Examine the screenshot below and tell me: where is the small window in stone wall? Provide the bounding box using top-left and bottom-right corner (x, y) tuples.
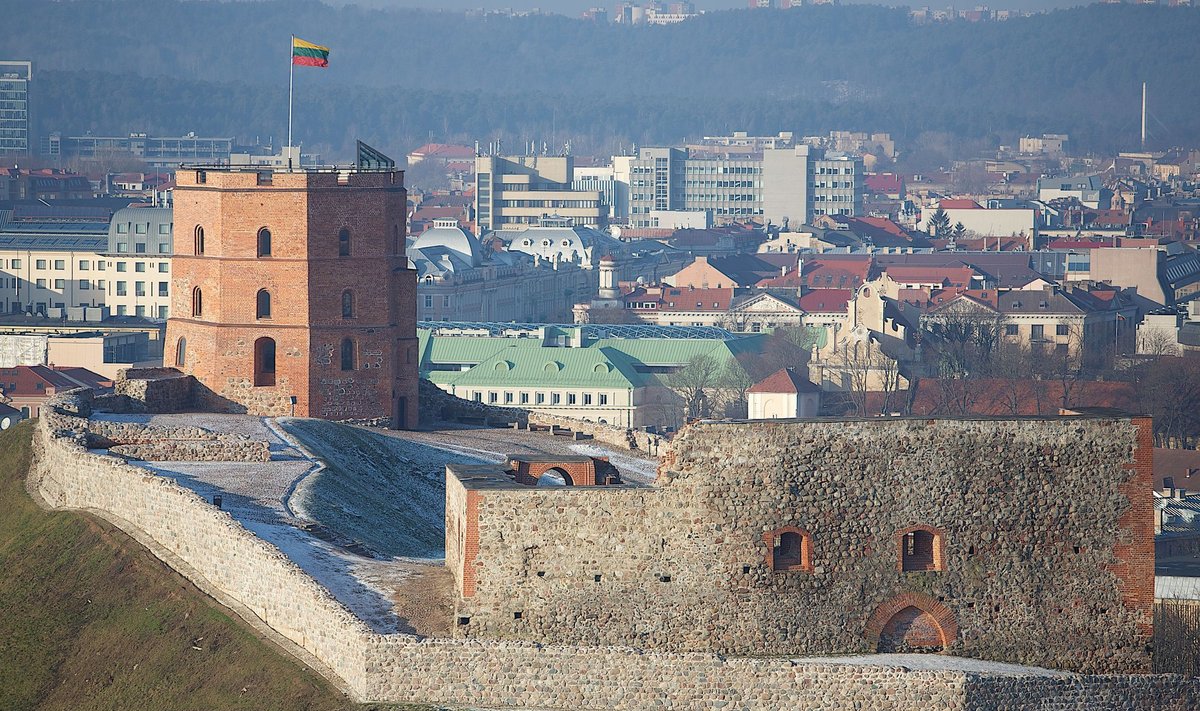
(765, 527), (812, 573)
(900, 527), (943, 572)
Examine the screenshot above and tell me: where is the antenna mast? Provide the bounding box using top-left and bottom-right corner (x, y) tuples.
(1141, 82), (1147, 150)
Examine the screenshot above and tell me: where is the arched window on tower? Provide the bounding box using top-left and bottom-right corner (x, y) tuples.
(342, 289), (355, 319)
(392, 225), (400, 254)
(194, 225), (205, 255)
(192, 287), (203, 317)
(340, 337), (355, 371)
(175, 337), (186, 367)
(257, 227), (272, 257)
(254, 337), (276, 387)
(256, 289), (271, 319)
(338, 228), (351, 257)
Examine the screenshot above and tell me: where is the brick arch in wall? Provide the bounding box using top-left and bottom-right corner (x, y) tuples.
(864, 592), (958, 653)
(510, 460), (599, 487)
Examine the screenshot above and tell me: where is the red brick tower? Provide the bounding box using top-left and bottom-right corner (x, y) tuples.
(165, 167), (419, 427)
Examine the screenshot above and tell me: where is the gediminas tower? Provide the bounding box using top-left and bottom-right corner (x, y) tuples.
(165, 165), (419, 427)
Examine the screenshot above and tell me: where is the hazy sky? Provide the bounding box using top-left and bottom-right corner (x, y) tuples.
(345, 0), (1091, 13)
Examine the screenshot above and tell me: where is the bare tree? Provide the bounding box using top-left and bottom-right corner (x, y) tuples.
(666, 354), (723, 421)
(714, 358), (755, 419)
(1139, 327), (1182, 357)
(1136, 357), (1200, 448)
(830, 337), (901, 416)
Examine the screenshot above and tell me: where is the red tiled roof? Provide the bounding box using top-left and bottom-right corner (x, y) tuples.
(625, 286), (735, 312)
(865, 173), (904, 195)
(938, 199), (983, 209)
(407, 143), (475, 160)
(0, 365), (111, 398)
(748, 367), (820, 395)
(797, 289), (852, 313)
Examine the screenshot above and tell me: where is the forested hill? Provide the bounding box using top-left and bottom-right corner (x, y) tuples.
(8, 0), (1200, 159)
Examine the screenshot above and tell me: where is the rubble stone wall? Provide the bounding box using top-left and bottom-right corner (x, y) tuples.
(32, 391), (1195, 709)
(114, 368), (196, 413)
(453, 417), (1155, 674)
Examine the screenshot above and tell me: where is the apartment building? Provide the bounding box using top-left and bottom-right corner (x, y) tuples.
(0, 61), (33, 157)
(0, 204), (173, 320)
(64, 132), (235, 169)
(475, 155), (607, 232)
(104, 207), (173, 319)
(628, 146), (863, 229)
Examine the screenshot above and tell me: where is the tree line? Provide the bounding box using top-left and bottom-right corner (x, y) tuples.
(11, 1), (1200, 159)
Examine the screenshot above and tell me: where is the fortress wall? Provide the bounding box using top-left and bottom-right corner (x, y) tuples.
(31, 394), (374, 694)
(30, 391), (1200, 709)
(454, 417), (1156, 674)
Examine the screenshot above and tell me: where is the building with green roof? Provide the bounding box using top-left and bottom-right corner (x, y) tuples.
(419, 321), (766, 428)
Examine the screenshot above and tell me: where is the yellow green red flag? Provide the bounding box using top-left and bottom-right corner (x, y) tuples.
(292, 37), (329, 67)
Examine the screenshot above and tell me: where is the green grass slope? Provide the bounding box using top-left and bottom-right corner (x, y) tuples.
(0, 422), (416, 711)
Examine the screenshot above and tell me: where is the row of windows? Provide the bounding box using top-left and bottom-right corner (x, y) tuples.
(21, 278), (170, 295)
(191, 287), (358, 320)
(193, 225), (402, 257)
(7, 259), (168, 273)
(470, 391), (610, 407)
(8, 301), (168, 319)
(114, 222), (171, 235)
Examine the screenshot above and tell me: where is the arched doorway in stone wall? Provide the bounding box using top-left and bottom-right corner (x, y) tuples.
(865, 593), (958, 654)
(536, 467), (574, 487)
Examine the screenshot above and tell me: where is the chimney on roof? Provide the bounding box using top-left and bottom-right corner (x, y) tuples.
(1164, 477), (1176, 498)
(1178, 487), (1189, 501)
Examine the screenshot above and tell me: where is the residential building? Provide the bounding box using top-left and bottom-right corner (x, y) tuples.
(105, 207), (173, 320)
(64, 132), (236, 169)
(0, 364), (110, 418)
(667, 254), (798, 289)
(1019, 134), (1070, 157)
(0, 204), (111, 315)
(475, 155), (606, 232)
(922, 199), (1039, 247)
(747, 367), (821, 419)
(0, 330), (152, 379)
(0, 61), (33, 157)
(1037, 175), (1112, 209)
(627, 145), (863, 228)
(4, 168), (92, 200)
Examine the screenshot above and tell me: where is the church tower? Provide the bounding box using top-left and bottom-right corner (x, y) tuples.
(165, 166), (419, 427)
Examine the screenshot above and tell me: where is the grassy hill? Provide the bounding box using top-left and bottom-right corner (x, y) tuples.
(0, 422), (419, 711)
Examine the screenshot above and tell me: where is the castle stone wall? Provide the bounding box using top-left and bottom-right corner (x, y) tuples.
(453, 417), (1155, 674)
(31, 392), (1196, 709)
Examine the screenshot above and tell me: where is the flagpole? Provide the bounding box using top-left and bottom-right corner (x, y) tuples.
(287, 34), (294, 169)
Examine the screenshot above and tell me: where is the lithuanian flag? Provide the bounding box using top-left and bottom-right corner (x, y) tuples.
(292, 37), (330, 67)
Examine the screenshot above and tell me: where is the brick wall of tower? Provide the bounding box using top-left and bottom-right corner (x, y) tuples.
(166, 169), (418, 423)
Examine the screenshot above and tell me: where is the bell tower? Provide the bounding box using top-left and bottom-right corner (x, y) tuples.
(165, 166), (419, 427)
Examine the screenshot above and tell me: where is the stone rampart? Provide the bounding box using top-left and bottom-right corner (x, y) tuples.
(30, 391), (1200, 709)
(451, 417), (1155, 674)
(31, 391), (373, 692)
